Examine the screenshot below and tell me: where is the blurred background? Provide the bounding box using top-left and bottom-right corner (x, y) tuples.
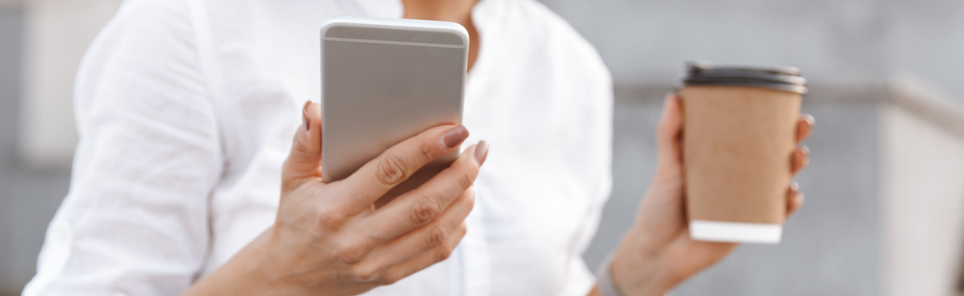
(1, 0), (964, 295)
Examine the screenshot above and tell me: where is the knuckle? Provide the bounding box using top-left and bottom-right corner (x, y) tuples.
(434, 245), (454, 262)
(375, 154), (407, 186)
(334, 240), (367, 263)
(450, 191), (475, 218)
(455, 168), (476, 190)
(351, 264), (382, 283)
(379, 271), (402, 285)
(426, 225), (448, 249)
(291, 132), (311, 155)
(410, 197), (441, 225)
(315, 208), (348, 231)
(279, 175), (304, 199)
(419, 139), (440, 161)
(280, 179), (299, 196)
(463, 191), (476, 208)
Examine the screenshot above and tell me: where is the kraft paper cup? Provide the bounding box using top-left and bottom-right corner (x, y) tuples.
(679, 61), (807, 244)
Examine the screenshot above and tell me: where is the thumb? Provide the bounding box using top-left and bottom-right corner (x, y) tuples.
(656, 93), (683, 171)
(282, 100), (323, 189)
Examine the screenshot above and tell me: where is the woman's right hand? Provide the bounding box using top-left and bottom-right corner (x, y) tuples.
(182, 101), (488, 296)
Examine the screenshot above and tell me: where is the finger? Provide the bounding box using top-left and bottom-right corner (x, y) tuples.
(796, 114), (814, 144)
(656, 93), (684, 169)
(791, 145), (810, 175)
(377, 220), (467, 285)
(359, 143), (484, 240)
(352, 190), (474, 279)
(281, 101), (323, 192)
(786, 182), (805, 216)
(338, 125), (470, 209)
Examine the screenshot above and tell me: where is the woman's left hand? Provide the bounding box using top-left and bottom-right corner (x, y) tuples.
(606, 93), (814, 295)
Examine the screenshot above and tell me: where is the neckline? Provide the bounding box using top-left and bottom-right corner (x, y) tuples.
(337, 0), (404, 18)
(467, 0), (498, 79)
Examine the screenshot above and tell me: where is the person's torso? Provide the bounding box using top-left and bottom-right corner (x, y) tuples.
(194, 0), (613, 295)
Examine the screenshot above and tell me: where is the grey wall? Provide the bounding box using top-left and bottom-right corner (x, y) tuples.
(541, 0), (964, 100)
(0, 8), (71, 295)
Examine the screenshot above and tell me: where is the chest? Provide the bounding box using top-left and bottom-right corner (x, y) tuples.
(201, 6), (604, 272)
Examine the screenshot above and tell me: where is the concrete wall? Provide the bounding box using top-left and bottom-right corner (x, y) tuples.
(0, 7), (72, 295)
(20, 0), (122, 167)
(541, 0), (964, 101)
(0, 3), (117, 292)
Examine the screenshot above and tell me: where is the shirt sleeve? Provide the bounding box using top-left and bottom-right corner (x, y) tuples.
(558, 22), (616, 296)
(23, 0), (222, 295)
(571, 68), (614, 259)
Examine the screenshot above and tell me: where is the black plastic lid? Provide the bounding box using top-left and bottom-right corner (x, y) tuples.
(680, 61), (808, 95)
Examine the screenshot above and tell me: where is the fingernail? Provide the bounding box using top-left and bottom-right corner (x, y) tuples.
(804, 114), (815, 126)
(302, 101), (312, 132)
(442, 125), (469, 148)
(474, 140), (489, 165)
(801, 145), (810, 156)
(791, 182), (800, 192)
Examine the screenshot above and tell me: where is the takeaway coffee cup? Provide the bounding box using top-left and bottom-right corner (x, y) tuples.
(678, 61), (807, 244)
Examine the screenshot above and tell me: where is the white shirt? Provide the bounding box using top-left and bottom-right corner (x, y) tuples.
(25, 0), (613, 295)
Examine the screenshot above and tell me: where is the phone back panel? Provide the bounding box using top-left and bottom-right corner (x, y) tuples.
(321, 17), (468, 182)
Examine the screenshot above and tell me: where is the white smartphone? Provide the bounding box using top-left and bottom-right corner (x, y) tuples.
(320, 16), (469, 183)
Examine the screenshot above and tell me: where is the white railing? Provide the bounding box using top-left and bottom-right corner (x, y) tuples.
(881, 76), (964, 296)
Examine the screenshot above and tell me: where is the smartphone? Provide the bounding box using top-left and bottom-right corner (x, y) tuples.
(320, 16), (469, 183)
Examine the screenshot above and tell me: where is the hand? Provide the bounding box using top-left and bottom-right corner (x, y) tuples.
(607, 94), (813, 295)
(182, 101), (489, 296)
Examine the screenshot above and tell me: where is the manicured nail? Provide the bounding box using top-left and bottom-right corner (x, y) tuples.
(801, 145), (810, 156)
(804, 114), (815, 126)
(302, 101), (312, 132)
(475, 140), (489, 165)
(790, 182), (800, 192)
(442, 125), (469, 148)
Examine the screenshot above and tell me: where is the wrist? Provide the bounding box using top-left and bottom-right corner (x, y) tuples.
(610, 231), (677, 296)
(183, 228), (278, 296)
